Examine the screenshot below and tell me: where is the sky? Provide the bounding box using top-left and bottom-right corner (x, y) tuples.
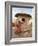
(12, 7), (32, 21)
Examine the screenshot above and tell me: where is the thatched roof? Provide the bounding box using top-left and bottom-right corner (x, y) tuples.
(15, 13), (31, 17)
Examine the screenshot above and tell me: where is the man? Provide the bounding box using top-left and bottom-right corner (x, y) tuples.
(15, 21), (22, 33)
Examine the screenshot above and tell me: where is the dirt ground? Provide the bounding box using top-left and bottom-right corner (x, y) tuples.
(12, 24), (32, 38)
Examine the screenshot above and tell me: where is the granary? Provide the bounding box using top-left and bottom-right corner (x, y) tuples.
(15, 13), (32, 32)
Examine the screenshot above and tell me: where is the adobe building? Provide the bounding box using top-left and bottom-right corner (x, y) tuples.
(15, 13), (32, 32)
